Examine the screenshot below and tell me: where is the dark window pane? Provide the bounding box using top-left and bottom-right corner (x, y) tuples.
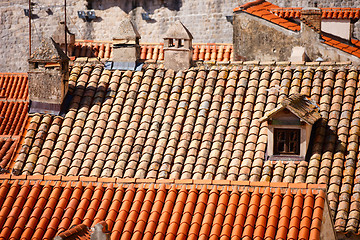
(274, 128), (300, 155)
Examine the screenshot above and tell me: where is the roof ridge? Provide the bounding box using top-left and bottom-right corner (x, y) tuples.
(239, 0), (266, 10)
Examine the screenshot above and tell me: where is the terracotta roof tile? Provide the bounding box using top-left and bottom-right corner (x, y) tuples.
(234, 0), (301, 31)
(0, 179), (328, 240)
(72, 41), (234, 62)
(271, 7), (360, 21)
(0, 73), (29, 172)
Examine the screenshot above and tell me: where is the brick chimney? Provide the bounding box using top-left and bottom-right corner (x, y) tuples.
(163, 21), (193, 71)
(28, 38), (69, 115)
(301, 7), (322, 32)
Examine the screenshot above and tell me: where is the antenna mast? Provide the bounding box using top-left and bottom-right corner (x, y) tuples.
(28, 0), (32, 57)
(64, 0), (67, 55)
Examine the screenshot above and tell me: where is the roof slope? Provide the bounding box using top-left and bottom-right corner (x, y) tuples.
(9, 63), (360, 233)
(0, 177), (327, 240)
(0, 73), (29, 172)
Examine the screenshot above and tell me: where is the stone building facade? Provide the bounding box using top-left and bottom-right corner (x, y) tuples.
(1, 0), (360, 72)
(233, 8), (360, 63)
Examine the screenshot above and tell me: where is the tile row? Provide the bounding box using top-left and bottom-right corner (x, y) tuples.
(0, 138), (18, 173)
(0, 179), (327, 240)
(0, 73), (28, 100)
(71, 41), (234, 62)
(271, 7), (360, 20)
(0, 101), (28, 136)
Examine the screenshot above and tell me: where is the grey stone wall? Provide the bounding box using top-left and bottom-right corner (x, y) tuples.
(1, 0), (360, 72)
(233, 11), (360, 63)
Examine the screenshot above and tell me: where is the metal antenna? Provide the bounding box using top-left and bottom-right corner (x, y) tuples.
(28, 0), (32, 57)
(64, 0), (67, 56)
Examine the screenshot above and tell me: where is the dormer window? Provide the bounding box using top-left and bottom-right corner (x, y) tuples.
(260, 94), (321, 161)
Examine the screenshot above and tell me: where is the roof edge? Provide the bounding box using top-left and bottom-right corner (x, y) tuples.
(234, 0), (266, 12)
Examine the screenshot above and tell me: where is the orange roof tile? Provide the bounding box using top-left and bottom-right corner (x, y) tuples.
(233, 0), (301, 31)
(0, 179), (328, 240)
(270, 7), (360, 20)
(321, 35), (360, 58)
(0, 73), (29, 173)
(71, 41), (234, 62)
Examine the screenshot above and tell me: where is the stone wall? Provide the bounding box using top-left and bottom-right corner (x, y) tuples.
(233, 11), (360, 63)
(1, 0), (360, 72)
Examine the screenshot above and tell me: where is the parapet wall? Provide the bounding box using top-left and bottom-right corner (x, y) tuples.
(1, 0), (359, 72)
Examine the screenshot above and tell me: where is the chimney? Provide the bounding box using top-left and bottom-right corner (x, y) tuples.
(28, 38), (69, 115)
(90, 221), (110, 240)
(111, 19), (141, 70)
(52, 21), (75, 56)
(300, 7), (322, 32)
(163, 21), (193, 71)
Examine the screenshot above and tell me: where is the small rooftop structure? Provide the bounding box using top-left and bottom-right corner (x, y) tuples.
(29, 38), (69, 63)
(163, 21), (193, 71)
(28, 38), (69, 115)
(260, 94), (321, 161)
(163, 21), (193, 42)
(113, 18), (141, 44)
(110, 19), (141, 70)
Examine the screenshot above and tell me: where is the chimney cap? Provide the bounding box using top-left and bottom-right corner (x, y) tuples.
(164, 20), (193, 40)
(29, 37), (69, 62)
(52, 22), (74, 44)
(113, 18), (141, 41)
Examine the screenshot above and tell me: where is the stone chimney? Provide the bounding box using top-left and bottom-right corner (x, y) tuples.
(301, 7), (322, 32)
(52, 21), (75, 56)
(111, 18), (141, 70)
(163, 21), (193, 71)
(28, 38), (69, 115)
(90, 221), (110, 240)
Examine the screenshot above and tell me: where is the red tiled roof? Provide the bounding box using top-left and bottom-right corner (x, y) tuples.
(233, 0), (301, 31)
(0, 101), (28, 136)
(71, 41), (234, 62)
(0, 177), (327, 240)
(322, 35), (360, 58)
(0, 73), (28, 100)
(270, 7), (360, 20)
(9, 64), (360, 233)
(0, 73), (29, 172)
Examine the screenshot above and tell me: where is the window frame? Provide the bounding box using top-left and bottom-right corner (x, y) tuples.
(274, 128), (301, 155)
